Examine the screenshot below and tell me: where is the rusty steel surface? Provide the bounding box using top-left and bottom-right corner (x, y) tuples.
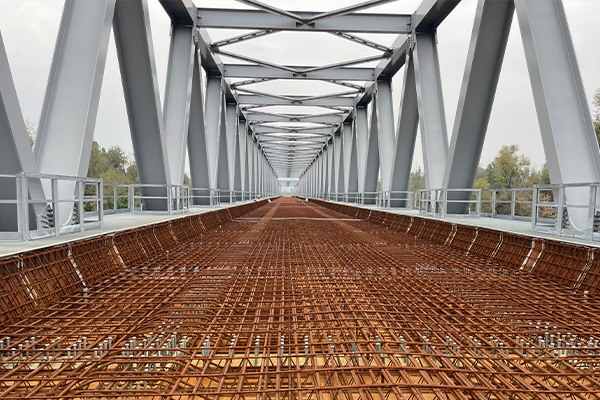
(1, 197), (600, 399)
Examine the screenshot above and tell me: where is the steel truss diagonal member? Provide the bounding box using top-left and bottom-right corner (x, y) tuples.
(113, 0), (170, 211)
(35, 0), (117, 224)
(188, 47), (211, 205)
(442, 0), (513, 214)
(515, 0), (600, 230)
(364, 96), (380, 204)
(0, 30), (46, 231)
(414, 32), (448, 190)
(205, 76), (225, 191)
(163, 24), (194, 186)
(355, 106), (369, 195)
(390, 54), (419, 207)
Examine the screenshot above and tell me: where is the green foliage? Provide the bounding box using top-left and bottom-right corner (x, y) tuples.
(87, 141), (138, 211)
(408, 167), (426, 191)
(484, 145), (531, 189)
(473, 177), (490, 190)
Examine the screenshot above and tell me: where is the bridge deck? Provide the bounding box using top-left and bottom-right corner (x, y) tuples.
(0, 197), (599, 399)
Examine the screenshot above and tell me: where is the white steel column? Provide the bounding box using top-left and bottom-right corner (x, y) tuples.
(342, 122), (352, 195)
(113, 0), (169, 209)
(355, 106), (369, 194)
(163, 25), (194, 185)
(205, 76), (225, 190)
(216, 95), (230, 202)
(348, 121), (359, 201)
(375, 80), (396, 193)
(333, 134), (343, 199)
(414, 32), (449, 189)
(238, 119), (247, 199)
(364, 97), (380, 204)
(188, 48), (210, 205)
(225, 103), (238, 202)
(390, 55), (419, 203)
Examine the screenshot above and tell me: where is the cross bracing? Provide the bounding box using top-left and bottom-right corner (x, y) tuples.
(0, 0), (599, 230)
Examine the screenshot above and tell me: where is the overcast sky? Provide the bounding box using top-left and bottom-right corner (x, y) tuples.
(0, 0), (599, 177)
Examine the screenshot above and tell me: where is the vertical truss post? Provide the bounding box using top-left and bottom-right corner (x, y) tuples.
(163, 24), (194, 186)
(322, 145), (329, 196)
(205, 76), (225, 191)
(225, 103), (239, 201)
(327, 143), (334, 198)
(443, 0), (514, 213)
(188, 48), (210, 205)
(238, 119), (247, 200)
(246, 132), (253, 199)
(515, 0), (600, 230)
(0, 31), (45, 231)
(253, 141), (259, 198)
(376, 80), (396, 193)
(233, 119), (243, 201)
(342, 121), (353, 198)
(390, 54), (419, 207)
(364, 96), (380, 204)
(348, 120), (359, 202)
(113, 0), (169, 211)
(334, 133), (343, 201)
(355, 106), (369, 195)
(35, 0), (117, 224)
(414, 31), (449, 190)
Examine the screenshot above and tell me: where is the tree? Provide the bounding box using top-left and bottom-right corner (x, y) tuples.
(408, 167), (426, 192)
(486, 145), (531, 189)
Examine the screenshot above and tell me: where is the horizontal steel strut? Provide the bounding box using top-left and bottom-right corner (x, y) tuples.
(1, 197), (600, 399)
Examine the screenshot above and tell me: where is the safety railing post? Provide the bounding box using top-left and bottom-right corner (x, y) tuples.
(531, 186), (539, 232)
(129, 185), (134, 214)
(476, 190), (481, 217)
(77, 180), (84, 232)
(113, 184), (117, 212)
(511, 190), (516, 219)
(98, 181), (104, 227)
(587, 184), (596, 240)
(16, 173), (29, 242)
(52, 178), (60, 237)
(556, 186), (565, 236)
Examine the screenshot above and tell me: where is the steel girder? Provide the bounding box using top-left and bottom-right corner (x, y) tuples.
(198, 8), (411, 34)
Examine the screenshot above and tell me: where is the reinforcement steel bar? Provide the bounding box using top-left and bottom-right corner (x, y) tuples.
(1, 198), (600, 399)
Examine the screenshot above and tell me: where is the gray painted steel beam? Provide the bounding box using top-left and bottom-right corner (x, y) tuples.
(114, 0), (169, 210)
(188, 48), (211, 205)
(515, 0), (600, 229)
(35, 0), (117, 223)
(414, 32), (448, 189)
(355, 106), (369, 194)
(226, 103), (238, 192)
(390, 54), (419, 200)
(246, 114), (344, 124)
(348, 122), (359, 195)
(239, 119), (248, 193)
(342, 122), (353, 194)
(364, 97), (380, 204)
(443, 0), (513, 213)
(205, 76), (224, 189)
(198, 8), (411, 34)
(163, 25), (194, 186)
(224, 64), (374, 81)
(375, 80), (396, 193)
(238, 94), (355, 107)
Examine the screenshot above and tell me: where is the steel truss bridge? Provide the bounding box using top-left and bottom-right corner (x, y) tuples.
(0, 0), (599, 232)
